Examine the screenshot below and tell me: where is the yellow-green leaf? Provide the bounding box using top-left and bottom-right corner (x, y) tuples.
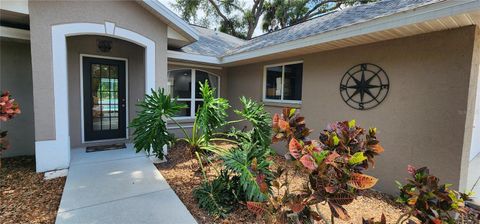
(349, 152), (367, 165)
(333, 135), (340, 146)
(289, 108), (296, 117)
(348, 120), (356, 128)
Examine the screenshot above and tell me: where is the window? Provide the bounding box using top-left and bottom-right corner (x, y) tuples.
(264, 61), (303, 103)
(168, 69), (220, 118)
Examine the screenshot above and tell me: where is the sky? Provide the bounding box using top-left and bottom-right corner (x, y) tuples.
(158, 0), (265, 37)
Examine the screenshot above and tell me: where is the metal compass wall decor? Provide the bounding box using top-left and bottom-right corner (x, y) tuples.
(340, 63), (389, 110)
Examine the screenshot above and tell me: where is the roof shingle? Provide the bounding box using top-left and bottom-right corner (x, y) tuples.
(180, 0), (446, 57)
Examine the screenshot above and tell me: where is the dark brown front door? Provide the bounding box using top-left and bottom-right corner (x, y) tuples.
(83, 57), (126, 141)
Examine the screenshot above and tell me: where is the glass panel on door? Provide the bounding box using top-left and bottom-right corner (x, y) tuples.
(91, 64), (120, 131)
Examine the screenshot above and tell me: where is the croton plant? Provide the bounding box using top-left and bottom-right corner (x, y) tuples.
(0, 91), (21, 153)
(247, 108), (384, 223)
(396, 166), (472, 224)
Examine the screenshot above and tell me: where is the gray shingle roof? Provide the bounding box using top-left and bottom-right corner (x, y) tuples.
(180, 26), (246, 57)
(180, 0), (445, 57)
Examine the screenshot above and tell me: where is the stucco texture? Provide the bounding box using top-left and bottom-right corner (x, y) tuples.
(0, 39), (35, 157)
(226, 26), (477, 195)
(28, 1), (168, 141)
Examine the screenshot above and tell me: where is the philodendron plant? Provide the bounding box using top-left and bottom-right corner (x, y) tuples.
(130, 88), (185, 159)
(247, 108), (384, 224)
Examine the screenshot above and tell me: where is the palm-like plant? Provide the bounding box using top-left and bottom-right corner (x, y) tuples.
(130, 88), (186, 159)
(172, 81), (231, 155)
(233, 97), (272, 149)
(216, 137), (274, 202)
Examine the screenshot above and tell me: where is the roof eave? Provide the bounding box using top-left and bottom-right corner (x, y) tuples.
(219, 0), (480, 65)
(140, 0), (199, 43)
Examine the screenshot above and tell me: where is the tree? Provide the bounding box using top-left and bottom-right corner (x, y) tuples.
(172, 0), (375, 40)
(172, 0), (265, 39)
(262, 0), (376, 32)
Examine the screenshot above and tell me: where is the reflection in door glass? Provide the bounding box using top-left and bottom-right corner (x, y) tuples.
(91, 64), (120, 131)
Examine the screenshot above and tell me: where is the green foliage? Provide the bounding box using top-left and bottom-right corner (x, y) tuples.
(130, 88), (186, 159)
(196, 81), (230, 141)
(173, 0), (376, 39)
(172, 0), (253, 39)
(174, 81), (230, 155)
(193, 170), (240, 218)
(251, 108), (384, 223)
(219, 139), (273, 202)
(262, 0), (377, 32)
(396, 166), (472, 223)
(234, 97), (272, 148)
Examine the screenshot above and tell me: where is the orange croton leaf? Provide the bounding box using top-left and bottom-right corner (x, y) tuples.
(324, 185), (337, 193)
(278, 119), (290, 132)
(288, 138), (302, 159)
(251, 158), (258, 171)
(328, 192), (355, 205)
(272, 113), (280, 129)
(347, 173), (378, 190)
(288, 201), (306, 213)
(246, 201), (266, 216)
(369, 144), (384, 154)
(325, 151), (340, 164)
(328, 202), (351, 221)
(299, 154), (317, 171)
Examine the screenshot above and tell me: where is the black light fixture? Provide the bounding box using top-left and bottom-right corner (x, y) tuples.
(97, 39), (112, 53)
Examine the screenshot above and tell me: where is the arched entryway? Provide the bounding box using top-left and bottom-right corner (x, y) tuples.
(35, 22), (156, 172)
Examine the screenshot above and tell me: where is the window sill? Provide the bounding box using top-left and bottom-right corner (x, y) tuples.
(262, 101), (302, 108)
(168, 117), (195, 124)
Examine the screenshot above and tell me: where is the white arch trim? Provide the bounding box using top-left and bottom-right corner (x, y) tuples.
(35, 22), (156, 172)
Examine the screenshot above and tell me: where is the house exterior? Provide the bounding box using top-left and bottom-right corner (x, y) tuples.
(1, 0), (479, 196)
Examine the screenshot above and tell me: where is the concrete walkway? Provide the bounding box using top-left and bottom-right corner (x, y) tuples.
(56, 144), (197, 224)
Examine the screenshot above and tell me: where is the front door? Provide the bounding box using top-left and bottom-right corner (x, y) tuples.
(83, 57), (126, 141)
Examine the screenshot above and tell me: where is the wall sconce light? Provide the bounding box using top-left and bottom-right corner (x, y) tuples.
(97, 40), (112, 53)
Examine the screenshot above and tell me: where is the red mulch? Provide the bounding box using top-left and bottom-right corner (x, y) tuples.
(1, 156), (66, 224)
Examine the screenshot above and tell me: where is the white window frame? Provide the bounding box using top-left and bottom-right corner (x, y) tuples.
(263, 60), (303, 104)
(168, 68), (221, 120)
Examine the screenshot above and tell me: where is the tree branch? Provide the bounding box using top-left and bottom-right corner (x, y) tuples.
(208, 0), (229, 21)
(208, 0), (237, 36)
(299, 0), (341, 22)
(246, 0), (265, 39)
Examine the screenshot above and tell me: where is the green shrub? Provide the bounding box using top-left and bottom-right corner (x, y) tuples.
(129, 88), (185, 159)
(233, 97), (272, 148)
(193, 170), (240, 218)
(173, 81), (230, 156)
(247, 108), (384, 224)
(219, 139), (273, 202)
(396, 166), (472, 223)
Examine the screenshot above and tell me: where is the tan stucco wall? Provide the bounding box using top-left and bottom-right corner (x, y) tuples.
(67, 35), (145, 148)
(28, 1), (168, 141)
(226, 26), (477, 195)
(0, 39), (35, 157)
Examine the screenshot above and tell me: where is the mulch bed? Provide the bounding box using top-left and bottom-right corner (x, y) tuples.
(1, 156), (66, 224)
(157, 142), (480, 224)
